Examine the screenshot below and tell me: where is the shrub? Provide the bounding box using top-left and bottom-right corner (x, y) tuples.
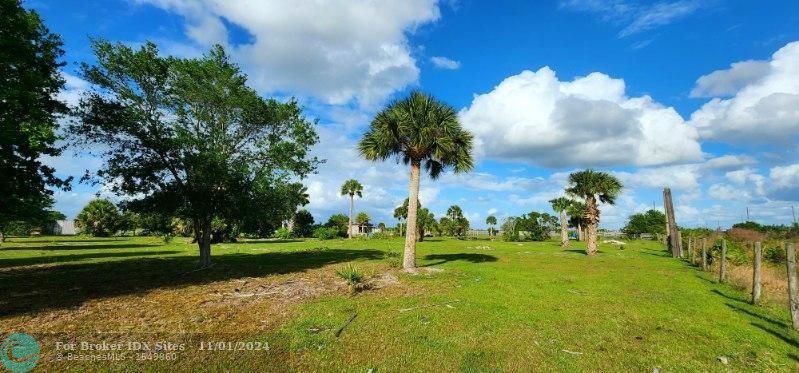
(75, 199), (122, 237)
(335, 264), (365, 294)
(162, 233), (174, 244)
(763, 243), (787, 264)
(313, 227), (340, 240)
(370, 231), (391, 240)
(384, 251), (401, 268)
(273, 227), (293, 239)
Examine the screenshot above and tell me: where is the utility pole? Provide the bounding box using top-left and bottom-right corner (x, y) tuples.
(793, 205), (797, 225)
(746, 206), (750, 222)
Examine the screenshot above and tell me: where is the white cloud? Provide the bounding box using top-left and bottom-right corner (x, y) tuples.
(702, 154), (757, 170)
(430, 56), (460, 70)
(615, 165), (701, 192)
(459, 67), (702, 167)
(768, 163), (799, 201)
(690, 60), (771, 98)
(134, 0), (441, 107)
(689, 41), (799, 143)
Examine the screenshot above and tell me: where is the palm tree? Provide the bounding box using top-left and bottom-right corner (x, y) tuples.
(567, 201), (587, 242)
(565, 170), (623, 255)
(549, 197), (573, 248)
(359, 91), (474, 270)
(340, 179), (363, 239)
(486, 215), (497, 236)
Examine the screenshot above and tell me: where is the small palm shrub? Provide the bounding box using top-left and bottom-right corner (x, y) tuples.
(336, 264), (365, 294)
(313, 227), (340, 240)
(384, 251), (401, 268)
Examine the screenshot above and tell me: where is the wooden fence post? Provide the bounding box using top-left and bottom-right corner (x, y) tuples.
(701, 238), (707, 271)
(688, 237), (693, 264)
(786, 243), (798, 329)
(719, 239), (727, 283)
(663, 188), (681, 257)
(752, 241), (762, 305)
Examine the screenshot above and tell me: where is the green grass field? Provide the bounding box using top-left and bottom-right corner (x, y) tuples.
(1, 236), (797, 372)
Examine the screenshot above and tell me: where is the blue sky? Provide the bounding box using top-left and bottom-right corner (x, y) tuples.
(29, 0), (799, 229)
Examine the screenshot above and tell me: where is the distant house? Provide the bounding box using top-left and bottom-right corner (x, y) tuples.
(50, 220), (78, 235)
(348, 223), (379, 237)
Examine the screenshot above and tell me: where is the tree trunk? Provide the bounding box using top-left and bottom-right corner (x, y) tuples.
(195, 219), (213, 268)
(786, 243), (799, 329)
(0, 231), (4, 243)
(347, 195), (353, 239)
(403, 162), (421, 271)
(577, 222), (583, 241)
(559, 210), (568, 248)
(719, 239), (727, 283)
(752, 241), (762, 305)
(585, 197), (599, 255)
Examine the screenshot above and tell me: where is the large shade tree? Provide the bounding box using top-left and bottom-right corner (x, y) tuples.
(549, 197), (573, 247)
(340, 179), (363, 239)
(565, 170), (623, 255)
(359, 91), (473, 270)
(71, 41), (318, 267)
(0, 0), (72, 241)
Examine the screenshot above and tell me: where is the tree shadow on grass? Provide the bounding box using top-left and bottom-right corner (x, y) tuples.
(0, 250), (182, 269)
(751, 323), (799, 348)
(0, 243), (161, 251)
(725, 303), (789, 329)
(563, 249), (605, 255)
(236, 239), (305, 244)
(0, 248), (383, 317)
(422, 253), (497, 267)
(711, 288), (750, 305)
(4, 238), (129, 244)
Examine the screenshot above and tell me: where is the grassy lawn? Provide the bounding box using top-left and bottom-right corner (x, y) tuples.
(1, 236), (797, 371)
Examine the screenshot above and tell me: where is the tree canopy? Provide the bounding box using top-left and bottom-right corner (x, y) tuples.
(0, 0), (72, 239)
(70, 41), (319, 266)
(622, 209), (666, 237)
(75, 199), (122, 237)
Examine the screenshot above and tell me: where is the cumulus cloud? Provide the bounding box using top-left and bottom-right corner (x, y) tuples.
(690, 60), (771, 97)
(134, 0), (441, 106)
(769, 163), (799, 201)
(689, 41), (799, 143)
(702, 154), (756, 170)
(459, 67), (702, 167)
(430, 56), (460, 70)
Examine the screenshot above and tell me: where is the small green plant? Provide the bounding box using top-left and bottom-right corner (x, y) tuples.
(162, 233), (174, 244)
(335, 264), (365, 294)
(273, 227), (293, 239)
(313, 227), (340, 240)
(384, 251), (402, 268)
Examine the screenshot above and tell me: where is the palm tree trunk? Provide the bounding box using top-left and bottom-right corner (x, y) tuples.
(577, 222), (583, 241)
(585, 197), (599, 255)
(347, 194), (353, 239)
(403, 162), (421, 271)
(559, 210), (568, 247)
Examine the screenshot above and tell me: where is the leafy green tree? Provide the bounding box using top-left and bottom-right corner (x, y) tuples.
(325, 213), (350, 238)
(565, 170), (623, 255)
(0, 0), (72, 241)
(393, 198), (420, 238)
(359, 91), (473, 270)
(549, 197), (573, 247)
(416, 208), (436, 242)
(355, 211), (370, 225)
(340, 179), (363, 239)
(292, 209), (314, 238)
(71, 41), (318, 267)
(622, 209), (666, 237)
(75, 199), (122, 237)
(486, 215), (497, 236)
(442, 205), (470, 236)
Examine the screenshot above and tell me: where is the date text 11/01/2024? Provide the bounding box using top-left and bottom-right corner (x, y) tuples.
(54, 341), (270, 352)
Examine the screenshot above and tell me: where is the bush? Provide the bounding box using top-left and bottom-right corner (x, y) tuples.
(75, 199), (122, 237)
(313, 227), (340, 240)
(369, 231), (391, 240)
(763, 243), (787, 264)
(335, 264), (365, 294)
(384, 251), (401, 268)
(273, 227), (293, 239)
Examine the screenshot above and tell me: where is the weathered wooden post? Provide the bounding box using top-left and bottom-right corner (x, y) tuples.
(663, 188), (681, 257)
(786, 243), (798, 329)
(752, 241), (762, 304)
(688, 236), (693, 264)
(719, 239), (727, 283)
(701, 238), (707, 271)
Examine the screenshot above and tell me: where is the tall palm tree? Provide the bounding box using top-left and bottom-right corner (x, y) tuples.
(549, 197), (573, 248)
(340, 179), (363, 239)
(486, 215), (497, 236)
(359, 91), (473, 270)
(565, 170), (623, 255)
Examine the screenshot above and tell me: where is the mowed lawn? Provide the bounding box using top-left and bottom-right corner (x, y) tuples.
(1, 236), (797, 372)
